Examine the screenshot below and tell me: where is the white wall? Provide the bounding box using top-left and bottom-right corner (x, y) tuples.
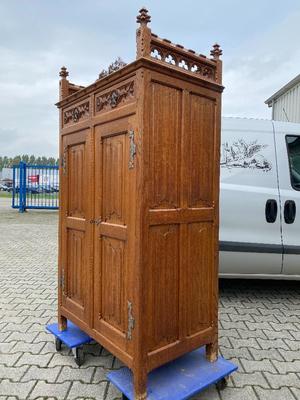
(273, 82), (300, 123)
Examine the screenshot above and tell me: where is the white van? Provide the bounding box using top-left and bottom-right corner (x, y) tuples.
(220, 117), (300, 279)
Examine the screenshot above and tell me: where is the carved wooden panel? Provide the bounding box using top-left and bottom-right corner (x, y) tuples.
(68, 143), (86, 218)
(185, 222), (213, 335)
(149, 83), (181, 209)
(102, 135), (126, 224)
(95, 81), (135, 114)
(66, 229), (85, 307)
(101, 237), (126, 332)
(63, 101), (89, 126)
(146, 225), (179, 351)
(188, 94), (215, 208)
(150, 39), (216, 81)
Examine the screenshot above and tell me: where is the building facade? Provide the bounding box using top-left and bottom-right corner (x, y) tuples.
(265, 74), (300, 123)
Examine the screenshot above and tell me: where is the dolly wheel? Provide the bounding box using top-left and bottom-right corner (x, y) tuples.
(122, 395), (129, 400)
(55, 338), (62, 352)
(74, 347), (84, 367)
(216, 376), (229, 391)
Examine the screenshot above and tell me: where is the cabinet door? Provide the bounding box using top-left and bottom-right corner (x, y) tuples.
(93, 119), (133, 354)
(60, 130), (93, 326)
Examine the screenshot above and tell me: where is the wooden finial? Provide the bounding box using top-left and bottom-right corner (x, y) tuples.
(59, 66), (70, 100)
(210, 43), (222, 60)
(137, 7), (151, 26)
(59, 66), (69, 79)
(136, 7), (152, 58)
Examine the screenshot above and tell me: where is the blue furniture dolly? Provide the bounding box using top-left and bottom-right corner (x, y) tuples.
(46, 320), (92, 366)
(108, 346), (237, 400)
(47, 320), (237, 398)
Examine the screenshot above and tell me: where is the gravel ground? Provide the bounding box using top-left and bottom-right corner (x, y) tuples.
(0, 197), (300, 400)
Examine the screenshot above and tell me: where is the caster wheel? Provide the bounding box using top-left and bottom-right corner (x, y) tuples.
(73, 347), (84, 367)
(55, 338), (62, 352)
(216, 376), (228, 391)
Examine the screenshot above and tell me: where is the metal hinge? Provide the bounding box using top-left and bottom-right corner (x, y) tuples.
(127, 301), (135, 340)
(128, 130), (136, 169)
(60, 269), (65, 293)
(61, 146), (68, 175)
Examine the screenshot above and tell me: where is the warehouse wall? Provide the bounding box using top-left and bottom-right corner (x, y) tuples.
(272, 82), (300, 123)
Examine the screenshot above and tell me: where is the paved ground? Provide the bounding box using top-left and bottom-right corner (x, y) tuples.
(0, 197), (300, 400)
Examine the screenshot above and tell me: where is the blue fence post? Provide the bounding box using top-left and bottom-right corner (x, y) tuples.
(19, 162), (27, 213)
(12, 165), (16, 209)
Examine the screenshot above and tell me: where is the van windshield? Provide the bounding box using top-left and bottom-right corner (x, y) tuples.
(286, 135), (300, 190)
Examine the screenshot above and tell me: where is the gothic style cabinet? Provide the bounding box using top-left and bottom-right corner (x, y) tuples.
(57, 8), (223, 399)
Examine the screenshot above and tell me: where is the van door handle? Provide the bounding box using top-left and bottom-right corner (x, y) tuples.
(284, 200), (296, 224)
(265, 199), (278, 223)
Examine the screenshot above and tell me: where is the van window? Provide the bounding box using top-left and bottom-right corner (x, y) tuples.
(286, 135), (300, 190)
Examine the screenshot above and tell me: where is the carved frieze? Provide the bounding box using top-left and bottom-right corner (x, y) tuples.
(95, 81), (135, 113)
(150, 45), (216, 81)
(64, 101), (89, 125)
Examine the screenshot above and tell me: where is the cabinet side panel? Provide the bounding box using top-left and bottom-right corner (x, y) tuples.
(146, 225), (180, 352)
(149, 83), (182, 209)
(188, 94), (215, 208)
(185, 222), (213, 335)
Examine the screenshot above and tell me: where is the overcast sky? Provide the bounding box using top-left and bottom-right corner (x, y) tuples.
(1, 1), (300, 157)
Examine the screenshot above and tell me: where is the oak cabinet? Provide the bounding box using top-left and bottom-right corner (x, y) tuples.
(57, 8), (223, 399)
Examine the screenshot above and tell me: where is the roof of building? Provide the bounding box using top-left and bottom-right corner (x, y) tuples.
(265, 74), (300, 106)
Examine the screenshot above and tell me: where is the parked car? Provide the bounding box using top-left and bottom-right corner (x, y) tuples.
(51, 183), (59, 192)
(0, 184), (8, 191)
(220, 117), (300, 280)
(13, 185), (42, 194)
(38, 185), (53, 193)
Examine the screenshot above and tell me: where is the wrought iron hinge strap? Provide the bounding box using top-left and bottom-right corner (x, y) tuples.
(127, 300), (135, 340)
(60, 268), (65, 294)
(62, 146), (68, 175)
(128, 130), (136, 169)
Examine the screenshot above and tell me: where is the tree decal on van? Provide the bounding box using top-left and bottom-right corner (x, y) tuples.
(221, 139), (272, 171)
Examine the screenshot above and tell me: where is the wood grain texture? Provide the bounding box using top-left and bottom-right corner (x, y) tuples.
(68, 144), (85, 218)
(185, 222), (213, 336)
(101, 237), (126, 331)
(93, 122), (131, 353)
(149, 83), (181, 209)
(59, 130), (93, 325)
(57, 14), (223, 398)
(66, 229), (85, 307)
(188, 94), (215, 208)
(102, 135), (125, 224)
(146, 224), (180, 352)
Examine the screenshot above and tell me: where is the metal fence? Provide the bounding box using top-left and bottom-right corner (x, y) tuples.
(12, 162), (59, 212)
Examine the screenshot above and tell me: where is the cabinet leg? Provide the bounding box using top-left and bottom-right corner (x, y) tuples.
(206, 341), (218, 362)
(58, 315), (67, 331)
(133, 370), (147, 400)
